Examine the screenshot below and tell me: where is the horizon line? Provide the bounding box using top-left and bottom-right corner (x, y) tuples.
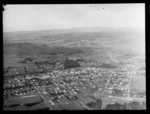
(3, 26), (144, 33)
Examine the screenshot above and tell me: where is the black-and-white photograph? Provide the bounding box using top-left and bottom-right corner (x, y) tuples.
(3, 4), (145, 110)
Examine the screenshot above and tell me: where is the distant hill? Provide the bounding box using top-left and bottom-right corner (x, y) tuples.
(3, 27), (144, 44)
(3, 26), (145, 67)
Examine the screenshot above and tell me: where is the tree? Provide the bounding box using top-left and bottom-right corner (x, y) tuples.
(105, 101), (143, 110)
(130, 101), (141, 110)
(64, 58), (80, 69)
(86, 99), (102, 110)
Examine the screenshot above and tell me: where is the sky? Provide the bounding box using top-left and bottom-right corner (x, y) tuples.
(3, 4), (145, 32)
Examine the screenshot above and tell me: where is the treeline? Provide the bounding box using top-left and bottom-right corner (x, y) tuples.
(64, 58), (80, 69)
(86, 99), (102, 110)
(100, 63), (117, 69)
(104, 101), (146, 110)
(4, 42), (88, 56)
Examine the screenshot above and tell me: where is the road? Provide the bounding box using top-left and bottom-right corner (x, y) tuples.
(31, 83), (53, 109)
(128, 71), (131, 98)
(26, 79), (54, 110)
(111, 96), (145, 101)
(28, 77), (88, 110)
(50, 77), (75, 95)
(20, 94), (39, 98)
(124, 65), (132, 98)
(26, 66), (137, 110)
(79, 101), (92, 110)
(101, 72), (114, 95)
(50, 76), (91, 110)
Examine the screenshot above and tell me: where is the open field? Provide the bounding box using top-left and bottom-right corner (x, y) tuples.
(4, 27), (144, 68)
